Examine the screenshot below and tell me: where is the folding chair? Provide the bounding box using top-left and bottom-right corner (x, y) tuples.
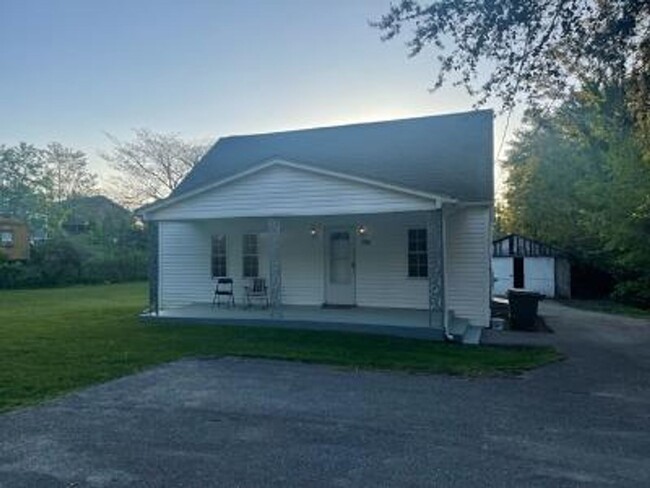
(212, 278), (235, 308)
(244, 277), (269, 308)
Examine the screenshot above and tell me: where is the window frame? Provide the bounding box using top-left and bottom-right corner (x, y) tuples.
(407, 228), (428, 278)
(242, 233), (259, 278)
(0, 230), (14, 248)
(211, 234), (227, 278)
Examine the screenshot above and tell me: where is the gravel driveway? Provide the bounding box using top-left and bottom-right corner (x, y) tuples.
(1, 302), (649, 487)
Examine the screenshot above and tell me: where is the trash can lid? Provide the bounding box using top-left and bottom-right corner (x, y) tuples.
(507, 288), (545, 298)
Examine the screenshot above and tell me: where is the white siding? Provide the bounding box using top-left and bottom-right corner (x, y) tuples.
(149, 164), (436, 220)
(159, 221), (212, 308)
(279, 220), (324, 305)
(446, 206), (491, 327)
(354, 214), (428, 308)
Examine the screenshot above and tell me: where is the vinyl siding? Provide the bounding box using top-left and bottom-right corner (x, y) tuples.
(446, 206), (491, 327)
(159, 221), (212, 308)
(148, 164), (437, 221)
(159, 219), (324, 308)
(354, 214), (429, 308)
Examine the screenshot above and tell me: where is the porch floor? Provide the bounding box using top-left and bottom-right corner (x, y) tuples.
(142, 303), (445, 341)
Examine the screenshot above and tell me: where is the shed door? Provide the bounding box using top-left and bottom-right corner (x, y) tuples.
(492, 257), (513, 296)
(513, 257), (524, 288)
(325, 229), (356, 306)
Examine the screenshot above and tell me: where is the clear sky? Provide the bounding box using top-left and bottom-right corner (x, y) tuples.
(0, 0), (518, 188)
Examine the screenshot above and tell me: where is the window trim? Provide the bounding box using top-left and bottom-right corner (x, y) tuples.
(0, 230), (14, 248)
(242, 233), (259, 278)
(211, 234), (227, 278)
(407, 228), (428, 279)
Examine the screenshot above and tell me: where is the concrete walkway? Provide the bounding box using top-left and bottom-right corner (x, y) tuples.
(1, 301), (650, 487)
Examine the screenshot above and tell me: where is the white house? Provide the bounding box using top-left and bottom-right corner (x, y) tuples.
(140, 110), (494, 344)
(492, 234), (571, 298)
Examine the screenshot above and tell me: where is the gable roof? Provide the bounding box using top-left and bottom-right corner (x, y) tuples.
(493, 234), (567, 258)
(173, 109), (494, 203)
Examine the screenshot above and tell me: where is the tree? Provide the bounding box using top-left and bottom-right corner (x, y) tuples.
(1, 142), (98, 235)
(103, 129), (209, 208)
(373, 0), (649, 111)
(500, 84), (650, 305)
(44, 143), (97, 203)
(0, 143), (50, 220)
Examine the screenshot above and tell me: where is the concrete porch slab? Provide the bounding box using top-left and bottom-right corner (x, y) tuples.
(141, 303), (445, 340)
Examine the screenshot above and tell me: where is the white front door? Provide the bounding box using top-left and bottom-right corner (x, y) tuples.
(325, 228), (356, 306)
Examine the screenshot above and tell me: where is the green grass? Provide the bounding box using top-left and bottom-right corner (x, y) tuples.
(0, 282), (560, 412)
(559, 299), (650, 319)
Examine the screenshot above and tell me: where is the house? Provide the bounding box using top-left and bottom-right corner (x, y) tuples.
(139, 110), (494, 344)
(0, 216), (30, 261)
(492, 234), (571, 298)
(61, 195), (133, 237)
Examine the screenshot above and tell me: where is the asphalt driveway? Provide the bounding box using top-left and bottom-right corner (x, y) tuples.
(1, 302), (650, 487)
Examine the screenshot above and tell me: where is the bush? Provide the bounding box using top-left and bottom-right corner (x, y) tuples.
(0, 238), (147, 289)
(612, 277), (650, 309)
(30, 238), (85, 286)
(81, 252), (148, 284)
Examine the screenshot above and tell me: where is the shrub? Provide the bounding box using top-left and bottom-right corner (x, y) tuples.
(0, 238), (147, 289)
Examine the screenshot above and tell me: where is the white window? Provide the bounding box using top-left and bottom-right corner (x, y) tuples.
(242, 234), (259, 278)
(0, 230), (14, 248)
(211, 235), (227, 277)
(408, 229), (428, 278)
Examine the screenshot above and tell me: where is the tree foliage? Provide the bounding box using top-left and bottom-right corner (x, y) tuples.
(500, 84), (650, 305)
(0, 143), (50, 221)
(0, 142), (97, 231)
(373, 0), (649, 110)
(103, 129), (209, 208)
(45, 143), (97, 203)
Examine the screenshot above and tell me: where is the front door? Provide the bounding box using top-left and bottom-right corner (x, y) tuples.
(325, 228), (356, 306)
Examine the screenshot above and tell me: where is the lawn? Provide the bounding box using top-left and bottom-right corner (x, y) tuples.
(0, 282), (559, 412)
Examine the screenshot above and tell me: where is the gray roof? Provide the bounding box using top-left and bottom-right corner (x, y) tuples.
(173, 109), (494, 202)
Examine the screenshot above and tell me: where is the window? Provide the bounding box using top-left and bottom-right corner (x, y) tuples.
(0, 230), (14, 248)
(242, 234), (259, 278)
(211, 235), (227, 277)
(408, 229), (428, 278)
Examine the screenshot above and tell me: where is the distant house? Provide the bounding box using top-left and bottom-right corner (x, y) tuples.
(492, 234), (571, 298)
(140, 110), (494, 343)
(61, 195), (132, 236)
(0, 217), (30, 261)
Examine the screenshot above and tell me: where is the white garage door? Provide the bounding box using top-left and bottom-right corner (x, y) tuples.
(524, 257), (555, 296)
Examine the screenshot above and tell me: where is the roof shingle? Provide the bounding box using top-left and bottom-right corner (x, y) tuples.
(173, 109), (494, 202)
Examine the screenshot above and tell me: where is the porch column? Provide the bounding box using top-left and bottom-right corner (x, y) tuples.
(147, 221), (159, 315)
(427, 209), (444, 327)
(267, 218), (283, 317)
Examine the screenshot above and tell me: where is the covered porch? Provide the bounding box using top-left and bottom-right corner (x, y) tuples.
(145, 209), (450, 339)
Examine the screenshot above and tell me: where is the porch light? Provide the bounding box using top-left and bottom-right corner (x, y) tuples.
(310, 226), (318, 237)
(358, 225), (367, 235)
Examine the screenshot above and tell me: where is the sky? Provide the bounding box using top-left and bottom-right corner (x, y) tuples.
(0, 0), (520, 189)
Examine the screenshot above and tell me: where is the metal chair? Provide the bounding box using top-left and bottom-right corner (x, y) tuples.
(244, 277), (269, 308)
(212, 278), (235, 308)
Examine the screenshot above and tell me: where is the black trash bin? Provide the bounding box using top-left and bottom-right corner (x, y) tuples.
(507, 289), (544, 331)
